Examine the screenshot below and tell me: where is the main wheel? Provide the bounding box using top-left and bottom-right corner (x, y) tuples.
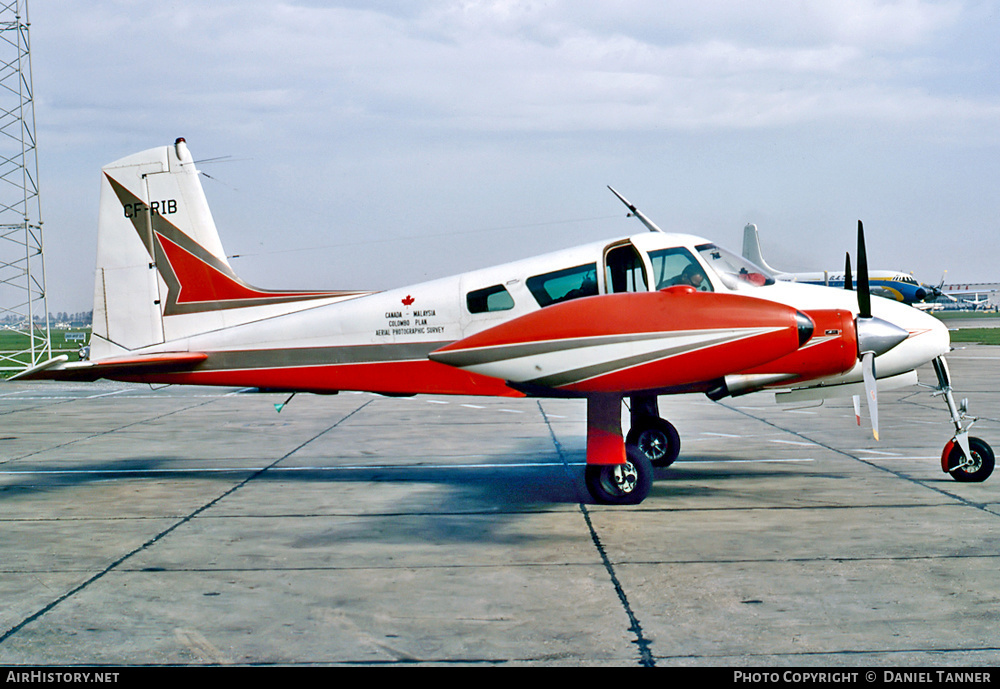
(585, 447), (653, 505)
(946, 437), (995, 482)
(626, 418), (680, 467)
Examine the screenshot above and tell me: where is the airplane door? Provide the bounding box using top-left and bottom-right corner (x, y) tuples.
(604, 242), (649, 294)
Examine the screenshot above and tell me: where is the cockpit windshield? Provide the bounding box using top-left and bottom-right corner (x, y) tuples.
(695, 243), (775, 290)
(647, 247), (713, 292)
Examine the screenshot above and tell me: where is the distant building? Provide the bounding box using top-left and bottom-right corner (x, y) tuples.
(936, 283), (1000, 311)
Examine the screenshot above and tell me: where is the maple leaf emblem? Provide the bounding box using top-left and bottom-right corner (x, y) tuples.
(402, 295), (415, 306)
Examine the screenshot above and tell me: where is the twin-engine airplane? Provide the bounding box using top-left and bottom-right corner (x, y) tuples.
(13, 139), (994, 504)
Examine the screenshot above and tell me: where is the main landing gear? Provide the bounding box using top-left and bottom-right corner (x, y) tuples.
(584, 446), (653, 506)
(930, 357), (995, 483)
(583, 394), (679, 505)
(626, 395), (681, 468)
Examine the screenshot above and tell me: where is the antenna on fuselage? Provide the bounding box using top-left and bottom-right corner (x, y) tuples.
(607, 186), (664, 233)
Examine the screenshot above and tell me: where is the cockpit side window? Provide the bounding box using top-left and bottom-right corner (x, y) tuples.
(527, 263), (599, 307)
(647, 247), (713, 292)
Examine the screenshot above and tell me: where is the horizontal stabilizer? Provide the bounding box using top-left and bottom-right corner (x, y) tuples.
(8, 355), (71, 381)
(8, 352), (208, 382)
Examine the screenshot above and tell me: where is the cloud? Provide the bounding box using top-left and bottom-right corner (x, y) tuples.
(34, 0), (990, 139)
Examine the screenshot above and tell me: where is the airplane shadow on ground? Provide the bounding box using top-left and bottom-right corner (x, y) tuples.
(0, 445), (832, 550)
(0, 445), (813, 511)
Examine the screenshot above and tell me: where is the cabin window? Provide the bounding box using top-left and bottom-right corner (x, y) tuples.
(527, 263), (598, 307)
(467, 284), (515, 313)
(647, 247), (713, 292)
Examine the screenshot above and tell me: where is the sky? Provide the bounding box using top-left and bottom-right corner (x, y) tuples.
(19, 0), (1000, 313)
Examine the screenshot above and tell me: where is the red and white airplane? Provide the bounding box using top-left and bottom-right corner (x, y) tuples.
(14, 139), (994, 504)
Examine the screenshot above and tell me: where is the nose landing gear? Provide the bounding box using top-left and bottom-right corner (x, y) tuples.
(931, 357), (994, 482)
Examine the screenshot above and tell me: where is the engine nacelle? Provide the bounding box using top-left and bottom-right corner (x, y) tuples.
(430, 288), (817, 395)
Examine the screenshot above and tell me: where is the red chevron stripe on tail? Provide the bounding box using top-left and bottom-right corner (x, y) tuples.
(155, 231), (332, 305)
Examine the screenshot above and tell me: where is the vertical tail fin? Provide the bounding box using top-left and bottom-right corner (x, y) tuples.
(91, 139), (360, 359)
(92, 139), (202, 356)
(741, 223), (780, 275)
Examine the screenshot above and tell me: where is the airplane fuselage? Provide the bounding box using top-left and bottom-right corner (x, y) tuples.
(107, 231), (950, 400)
(777, 270), (929, 304)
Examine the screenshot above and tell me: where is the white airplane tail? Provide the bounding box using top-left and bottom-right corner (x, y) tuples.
(91, 139), (357, 360)
(741, 223), (780, 275)
(92, 139), (224, 357)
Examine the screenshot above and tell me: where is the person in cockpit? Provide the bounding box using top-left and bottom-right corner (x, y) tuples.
(676, 264), (709, 291)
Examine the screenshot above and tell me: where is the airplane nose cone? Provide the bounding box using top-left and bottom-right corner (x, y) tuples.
(867, 299), (951, 377)
(927, 308), (951, 352)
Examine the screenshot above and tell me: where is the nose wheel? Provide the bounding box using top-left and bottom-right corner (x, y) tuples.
(943, 436), (995, 483)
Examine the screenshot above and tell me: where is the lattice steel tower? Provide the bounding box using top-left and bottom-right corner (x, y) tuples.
(0, 0), (49, 372)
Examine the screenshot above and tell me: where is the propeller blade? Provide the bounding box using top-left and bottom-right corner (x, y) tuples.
(856, 220), (871, 319)
(852, 394), (861, 426)
(844, 252), (853, 291)
(861, 351), (879, 440)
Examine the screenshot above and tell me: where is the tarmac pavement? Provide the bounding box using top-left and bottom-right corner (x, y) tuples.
(0, 345), (998, 667)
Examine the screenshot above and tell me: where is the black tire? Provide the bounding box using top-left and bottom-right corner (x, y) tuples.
(585, 446), (653, 505)
(626, 418), (680, 467)
(946, 437), (995, 483)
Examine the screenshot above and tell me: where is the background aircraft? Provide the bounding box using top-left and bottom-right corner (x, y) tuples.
(12, 140), (994, 504)
(741, 223), (942, 305)
(962, 294), (989, 309)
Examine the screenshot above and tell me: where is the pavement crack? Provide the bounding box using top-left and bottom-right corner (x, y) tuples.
(578, 503), (656, 667)
(1, 394), (222, 465)
(537, 400), (655, 668)
(0, 397), (373, 648)
(716, 400), (1000, 516)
